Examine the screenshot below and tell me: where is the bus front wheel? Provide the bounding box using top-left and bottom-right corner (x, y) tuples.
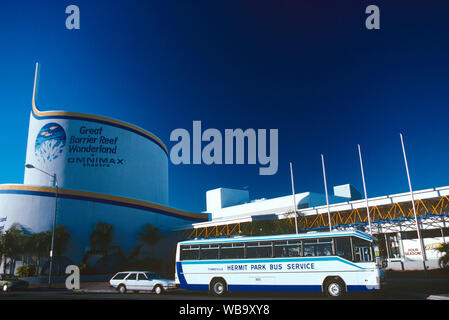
(210, 278), (227, 297)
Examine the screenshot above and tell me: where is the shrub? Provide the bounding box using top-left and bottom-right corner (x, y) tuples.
(436, 243), (449, 269)
(17, 264), (37, 277)
(78, 263), (95, 275)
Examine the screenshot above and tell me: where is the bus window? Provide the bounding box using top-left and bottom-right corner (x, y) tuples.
(303, 239), (317, 256)
(246, 241), (272, 258)
(334, 237), (352, 261)
(273, 241), (288, 257)
(220, 243), (245, 259)
(273, 240), (301, 257)
(180, 245), (200, 260)
(200, 244), (219, 260)
(316, 241), (333, 256)
(353, 237), (374, 262)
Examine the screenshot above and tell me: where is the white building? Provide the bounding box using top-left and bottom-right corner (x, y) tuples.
(0, 65), (208, 273)
(182, 185), (449, 271)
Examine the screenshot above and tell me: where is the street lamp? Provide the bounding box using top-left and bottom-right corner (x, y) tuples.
(25, 163), (58, 287)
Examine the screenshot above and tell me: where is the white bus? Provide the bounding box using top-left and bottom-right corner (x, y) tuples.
(175, 230), (385, 297)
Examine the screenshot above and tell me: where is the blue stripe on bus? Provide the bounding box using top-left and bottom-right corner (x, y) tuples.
(228, 284), (322, 292)
(177, 262), (209, 290)
(228, 284), (378, 292)
(180, 256), (368, 270)
(346, 285), (379, 292)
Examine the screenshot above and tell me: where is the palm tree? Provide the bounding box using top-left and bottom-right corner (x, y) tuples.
(138, 224), (162, 259)
(54, 225), (71, 257)
(53, 225), (71, 275)
(2, 224), (26, 274)
(0, 230), (5, 274)
(83, 222), (123, 273)
(29, 231), (51, 275)
(89, 222), (114, 255)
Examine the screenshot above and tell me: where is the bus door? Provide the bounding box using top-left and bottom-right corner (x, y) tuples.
(353, 238), (373, 262)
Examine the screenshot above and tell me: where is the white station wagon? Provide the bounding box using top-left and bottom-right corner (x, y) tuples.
(109, 271), (177, 294)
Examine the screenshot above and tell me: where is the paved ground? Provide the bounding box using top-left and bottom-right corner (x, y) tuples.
(3, 272), (449, 300)
(1, 280), (448, 300)
(3, 288), (444, 320)
(0, 289), (389, 300)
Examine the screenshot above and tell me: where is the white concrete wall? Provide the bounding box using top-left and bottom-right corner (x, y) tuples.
(206, 188), (249, 212)
(207, 191), (350, 220)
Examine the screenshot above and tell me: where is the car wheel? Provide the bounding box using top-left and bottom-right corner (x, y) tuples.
(2, 284), (9, 293)
(117, 284), (127, 294)
(153, 285), (164, 295)
(210, 278), (227, 297)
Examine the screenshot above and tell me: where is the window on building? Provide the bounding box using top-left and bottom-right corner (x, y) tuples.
(443, 228), (449, 237)
(421, 229), (446, 238)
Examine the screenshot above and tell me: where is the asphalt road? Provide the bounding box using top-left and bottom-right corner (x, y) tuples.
(3, 288), (443, 320)
(0, 288), (408, 300)
(2, 277), (449, 300)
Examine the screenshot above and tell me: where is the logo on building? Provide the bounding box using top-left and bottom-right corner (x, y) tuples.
(35, 123), (67, 163)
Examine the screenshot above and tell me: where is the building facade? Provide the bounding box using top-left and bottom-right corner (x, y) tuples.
(1, 64), (448, 274)
(180, 185), (449, 270)
(0, 65), (208, 272)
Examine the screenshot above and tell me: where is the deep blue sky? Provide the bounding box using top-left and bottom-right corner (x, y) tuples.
(1, 1), (449, 212)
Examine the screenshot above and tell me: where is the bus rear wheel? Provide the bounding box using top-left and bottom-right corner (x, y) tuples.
(210, 278), (227, 297)
(323, 278), (346, 298)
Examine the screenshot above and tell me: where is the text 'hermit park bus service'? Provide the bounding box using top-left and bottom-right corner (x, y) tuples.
(175, 230), (385, 297)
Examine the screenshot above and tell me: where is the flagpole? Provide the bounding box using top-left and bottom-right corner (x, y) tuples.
(290, 162), (299, 234)
(358, 144), (373, 235)
(400, 133), (427, 272)
(321, 154), (332, 232)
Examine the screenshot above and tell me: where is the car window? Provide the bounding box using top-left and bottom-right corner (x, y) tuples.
(138, 273), (147, 281)
(145, 272), (160, 279)
(126, 273), (137, 280)
(112, 273), (128, 280)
